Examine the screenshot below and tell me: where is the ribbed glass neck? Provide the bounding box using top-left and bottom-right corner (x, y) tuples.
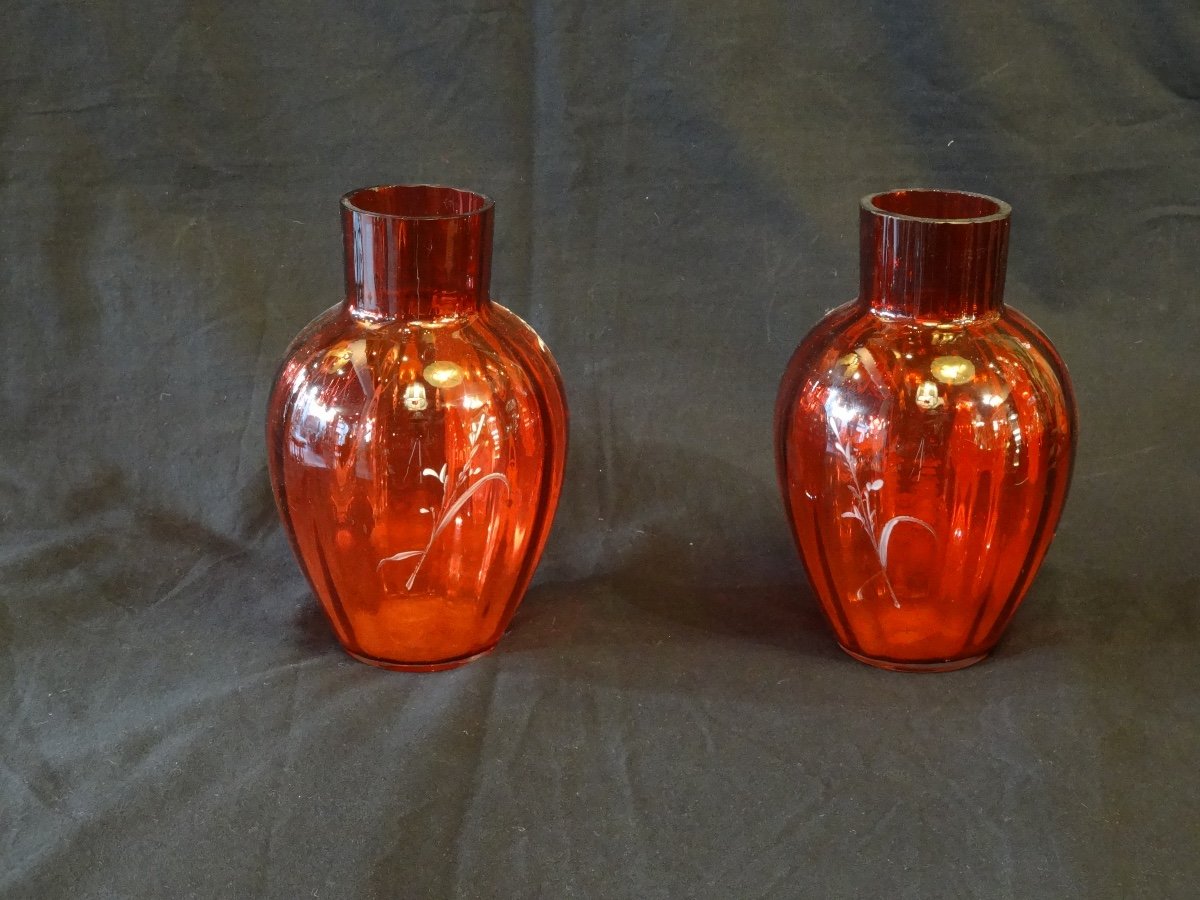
(859, 189), (1011, 323)
(341, 184), (494, 321)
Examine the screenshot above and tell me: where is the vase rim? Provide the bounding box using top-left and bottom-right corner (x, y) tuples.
(862, 188), (1011, 225)
(341, 183), (495, 221)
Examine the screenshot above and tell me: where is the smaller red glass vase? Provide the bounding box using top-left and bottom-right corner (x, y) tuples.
(267, 185), (567, 671)
(775, 189), (1076, 671)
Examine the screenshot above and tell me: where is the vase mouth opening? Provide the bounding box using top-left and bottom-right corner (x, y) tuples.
(341, 184), (495, 221)
(863, 189), (1011, 225)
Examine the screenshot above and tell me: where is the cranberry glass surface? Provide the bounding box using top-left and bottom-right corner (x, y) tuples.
(268, 185), (567, 671)
(775, 190), (1076, 671)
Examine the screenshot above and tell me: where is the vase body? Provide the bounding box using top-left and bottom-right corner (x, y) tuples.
(775, 190), (1076, 671)
(268, 185), (567, 671)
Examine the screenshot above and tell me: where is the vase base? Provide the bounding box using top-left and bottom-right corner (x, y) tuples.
(838, 644), (988, 673)
(344, 642), (498, 673)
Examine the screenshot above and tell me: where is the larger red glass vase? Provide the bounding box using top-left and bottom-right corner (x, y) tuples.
(775, 190), (1076, 671)
(268, 185), (567, 671)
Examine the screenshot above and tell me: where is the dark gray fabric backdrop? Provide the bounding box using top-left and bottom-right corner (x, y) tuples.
(2, 1), (1198, 897)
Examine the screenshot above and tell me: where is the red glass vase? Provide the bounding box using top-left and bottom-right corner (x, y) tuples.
(267, 185), (567, 671)
(775, 190), (1076, 671)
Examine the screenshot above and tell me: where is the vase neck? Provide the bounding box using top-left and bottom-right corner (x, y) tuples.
(341, 185), (494, 321)
(859, 189), (1011, 323)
